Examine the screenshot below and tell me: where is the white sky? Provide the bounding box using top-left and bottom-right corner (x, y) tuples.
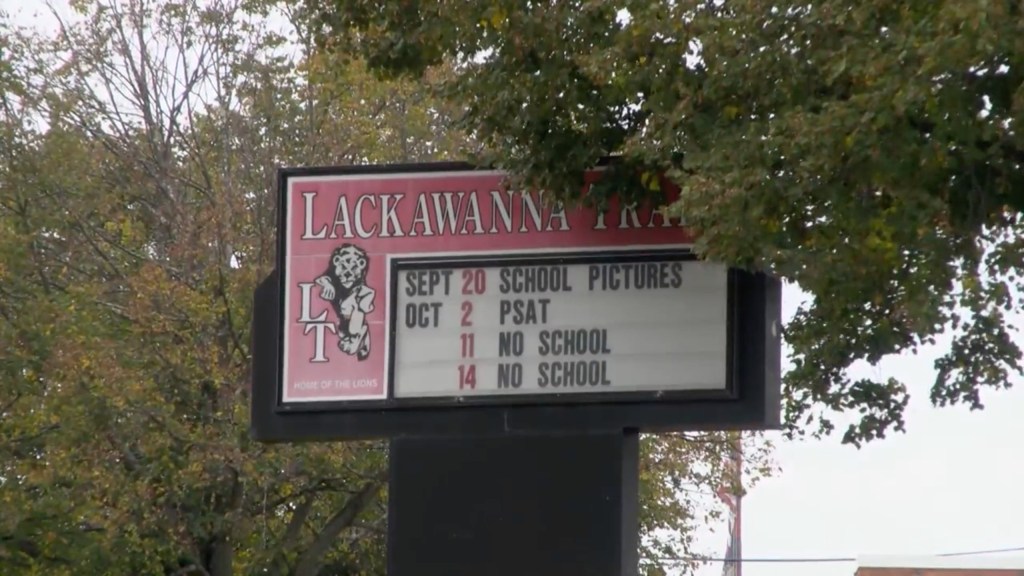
(4, 2), (1023, 575)
(691, 285), (1024, 576)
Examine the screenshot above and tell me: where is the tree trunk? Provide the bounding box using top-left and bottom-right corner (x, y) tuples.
(292, 470), (387, 576)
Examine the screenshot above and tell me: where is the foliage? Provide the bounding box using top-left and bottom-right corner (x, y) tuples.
(0, 0), (435, 573)
(309, 0), (1024, 446)
(0, 1), (774, 575)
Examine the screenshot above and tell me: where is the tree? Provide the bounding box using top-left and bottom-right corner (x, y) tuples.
(0, 0), (427, 573)
(1, 1), (774, 574)
(307, 0), (1024, 446)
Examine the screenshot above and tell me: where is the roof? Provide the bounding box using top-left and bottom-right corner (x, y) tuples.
(858, 555), (1024, 570)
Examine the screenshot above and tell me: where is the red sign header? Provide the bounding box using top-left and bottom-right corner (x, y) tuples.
(280, 168), (695, 404)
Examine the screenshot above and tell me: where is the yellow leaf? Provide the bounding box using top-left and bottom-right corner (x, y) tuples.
(640, 171), (661, 192)
(489, 6), (507, 29)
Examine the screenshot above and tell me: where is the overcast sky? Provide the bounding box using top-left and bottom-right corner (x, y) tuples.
(4, 3), (1023, 576)
(692, 284), (1024, 576)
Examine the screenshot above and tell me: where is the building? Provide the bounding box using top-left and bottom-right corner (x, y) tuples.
(857, 555), (1024, 576)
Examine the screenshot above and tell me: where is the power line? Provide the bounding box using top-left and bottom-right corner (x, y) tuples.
(939, 546), (1024, 557)
(646, 557), (854, 564)
(644, 545), (1024, 564)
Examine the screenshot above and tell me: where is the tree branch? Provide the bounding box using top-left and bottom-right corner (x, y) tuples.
(171, 564), (211, 576)
(3, 423), (61, 453)
(292, 469), (387, 576)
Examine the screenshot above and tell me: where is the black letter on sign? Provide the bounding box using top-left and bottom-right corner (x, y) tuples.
(497, 331), (525, 357)
(497, 363), (523, 389)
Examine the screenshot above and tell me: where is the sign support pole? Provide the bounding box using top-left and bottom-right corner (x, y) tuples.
(386, 431), (640, 576)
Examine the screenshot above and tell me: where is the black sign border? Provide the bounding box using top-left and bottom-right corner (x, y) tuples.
(251, 162), (782, 442)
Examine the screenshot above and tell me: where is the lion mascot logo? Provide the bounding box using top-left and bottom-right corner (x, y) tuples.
(314, 243), (375, 361)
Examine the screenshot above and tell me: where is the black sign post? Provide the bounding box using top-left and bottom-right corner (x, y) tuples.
(387, 432), (639, 576)
(251, 163), (783, 576)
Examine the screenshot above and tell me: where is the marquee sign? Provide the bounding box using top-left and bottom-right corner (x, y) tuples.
(390, 256), (727, 401)
(251, 162), (781, 442)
